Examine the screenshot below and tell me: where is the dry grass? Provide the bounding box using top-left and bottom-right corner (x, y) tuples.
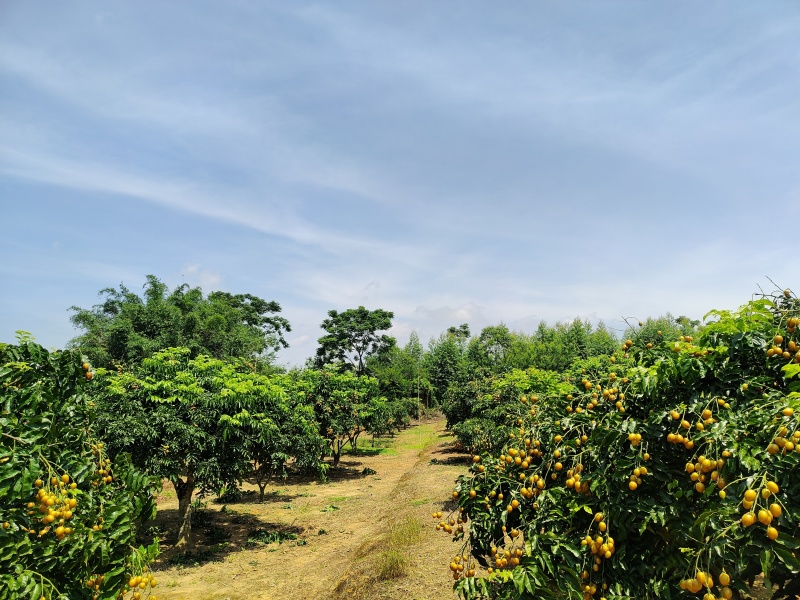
(377, 549), (408, 580)
(375, 516), (423, 580)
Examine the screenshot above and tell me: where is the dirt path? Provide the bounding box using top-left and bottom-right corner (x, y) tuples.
(151, 417), (469, 600)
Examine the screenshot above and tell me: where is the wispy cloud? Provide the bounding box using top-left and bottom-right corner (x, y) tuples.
(1, 1), (798, 365)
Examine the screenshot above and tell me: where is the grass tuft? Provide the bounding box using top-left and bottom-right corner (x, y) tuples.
(374, 516), (422, 581)
(388, 516), (422, 547)
(377, 549), (409, 580)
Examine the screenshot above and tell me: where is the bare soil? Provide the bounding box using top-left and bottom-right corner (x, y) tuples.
(150, 417), (469, 600)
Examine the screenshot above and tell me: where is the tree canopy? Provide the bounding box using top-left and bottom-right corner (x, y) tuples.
(314, 306), (395, 375)
(68, 275), (290, 368)
(93, 347), (297, 546)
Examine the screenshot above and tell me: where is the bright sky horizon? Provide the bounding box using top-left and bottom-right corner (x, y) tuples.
(2, 2), (798, 367)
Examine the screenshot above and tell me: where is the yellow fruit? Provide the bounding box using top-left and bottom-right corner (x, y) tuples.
(742, 512), (756, 527)
(744, 489), (757, 502)
(767, 526), (779, 540)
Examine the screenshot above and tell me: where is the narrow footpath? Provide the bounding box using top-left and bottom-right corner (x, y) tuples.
(153, 417), (469, 600)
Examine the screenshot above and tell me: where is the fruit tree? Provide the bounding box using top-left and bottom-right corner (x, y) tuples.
(0, 337), (159, 600)
(439, 290), (800, 600)
(93, 347), (296, 547)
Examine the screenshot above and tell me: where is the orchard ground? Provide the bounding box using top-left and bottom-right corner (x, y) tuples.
(144, 416), (779, 600)
(148, 416), (468, 600)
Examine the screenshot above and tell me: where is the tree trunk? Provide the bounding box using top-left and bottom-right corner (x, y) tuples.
(255, 463), (267, 503)
(332, 439), (342, 467)
(258, 482), (267, 503)
(174, 472), (196, 548)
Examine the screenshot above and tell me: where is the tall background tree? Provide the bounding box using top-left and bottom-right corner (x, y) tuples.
(367, 331), (433, 407)
(314, 306), (395, 375)
(68, 275), (290, 368)
(424, 325), (470, 406)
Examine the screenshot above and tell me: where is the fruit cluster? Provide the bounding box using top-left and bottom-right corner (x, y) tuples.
(25, 474), (78, 540)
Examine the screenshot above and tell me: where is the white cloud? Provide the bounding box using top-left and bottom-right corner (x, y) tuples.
(180, 265), (223, 289)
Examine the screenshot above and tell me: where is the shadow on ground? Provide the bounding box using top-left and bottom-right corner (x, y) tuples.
(147, 506), (305, 569)
(429, 444), (470, 466)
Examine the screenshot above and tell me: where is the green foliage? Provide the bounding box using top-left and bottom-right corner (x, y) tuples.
(446, 368), (569, 454)
(425, 329), (470, 406)
(623, 312), (701, 348)
(0, 340), (159, 600)
(466, 325), (515, 375)
(366, 332), (434, 406)
(246, 528), (298, 545)
(69, 275), (290, 368)
(444, 292), (800, 599)
(93, 348), (295, 546)
(291, 368), (412, 466)
(218, 379), (326, 502)
(427, 320), (618, 413)
(314, 306), (395, 375)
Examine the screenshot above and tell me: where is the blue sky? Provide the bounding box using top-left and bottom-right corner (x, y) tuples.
(1, 1), (798, 367)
